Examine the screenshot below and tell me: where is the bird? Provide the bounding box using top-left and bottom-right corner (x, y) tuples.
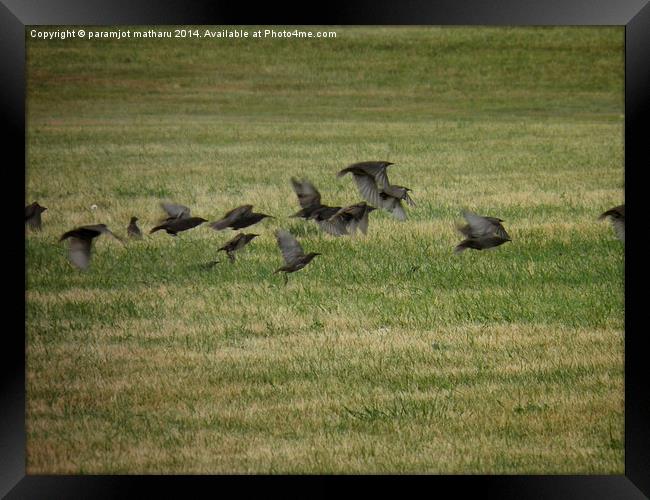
(599, 204), (624, 243)
(127, 216), (143, 239)
(378, 187), (415, 221)
(454, 210), (511, 253)
(288, 178), (348, 236)
(337, 161), (414, 220)
(25, 202), (47, 230)
(337, 161), (394, 208)
(274, 229), (321, 284)
(307, 205), (348, 236)
(290, 177), (324, 219)
(59, 224), (123, 270)
(209, 205), (273, 231)
(150, 216), (207, 236)
(454, 235), (512, 253)
(457, 210), (510, 240)
(328, 202), (377, 235)
(217, 233), (259, 262)
(159, 201), (191, 223)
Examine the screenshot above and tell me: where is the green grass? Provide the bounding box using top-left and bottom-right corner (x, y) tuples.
(25, 26), (624, 474)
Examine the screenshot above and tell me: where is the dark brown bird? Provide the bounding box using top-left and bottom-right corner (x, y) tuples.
(127, 217), (143, 239)
(217, 233), (259, 262)
(328, 202), (377, 235)
(289, 178), (345, 236)
(599, 204), (624, 243)
(150, 217), (207, 236)
(290, 177), (323, 218)
(210, 205), (273, 231)
(457, 210), (510, 240)
(274, 229), (321, 284)
(454, 210), (511, 253)
(25, 202), (47, 230)
(307, 205), (348, 236)
(59, 224), (123, 270)
(454, 235), (511, 254)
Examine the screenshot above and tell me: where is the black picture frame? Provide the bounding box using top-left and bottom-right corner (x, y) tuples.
(4, 1), (648, 497)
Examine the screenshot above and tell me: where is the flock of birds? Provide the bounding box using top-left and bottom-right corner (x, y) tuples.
(25, 161), (625, 283)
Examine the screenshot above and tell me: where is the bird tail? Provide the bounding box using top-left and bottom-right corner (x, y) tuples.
(150, 225), (164, 234)
(336, 168), (350, 178)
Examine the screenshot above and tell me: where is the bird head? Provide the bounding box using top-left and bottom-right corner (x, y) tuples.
(130, 216), (139, 223)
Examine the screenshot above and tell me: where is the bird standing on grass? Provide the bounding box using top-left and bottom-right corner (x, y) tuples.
(210, 205), (273, 231)
(599, 204), (624, 243)
(127, 217), (143, 239)
(150, 217), (207, 236)
(454, 210), (511, 253)
(60, 224), (123, 270)
(274, 229), (321, 284)
(217, 233), (259, 262)
(25, 202), (47, 230)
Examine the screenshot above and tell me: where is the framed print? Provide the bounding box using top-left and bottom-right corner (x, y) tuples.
(4, 0), (648, 497)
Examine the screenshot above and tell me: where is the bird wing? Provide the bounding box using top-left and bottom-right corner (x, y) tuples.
(67, 237), (92, 269)
(341, 162), (392, 188)
(316, 219), (348, 236)
(291, 178), (321, 208)
(275, 229), (305, 264)
(161, 202), (191, 219)
(371, 166), (390, 190)
(462, 211), (498, 237)
(210, 205), (253, 230)
(352, 174), (382, 207)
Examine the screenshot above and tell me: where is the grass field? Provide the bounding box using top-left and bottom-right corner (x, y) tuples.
(25, 26), (624, 474)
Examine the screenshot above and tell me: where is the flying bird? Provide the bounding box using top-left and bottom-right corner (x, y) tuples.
(217, 233), (259, 262)
(210, 205), (273, 231)
(454, 210), (511, 253)
(274, 229), (321, 284)
(337, 161), (394, 208)
(25, 202), (47, 230)
(127, 217), (143, 239)
(328, 202), (377, 235)
(454, 235), (511, 253)
(59, 224), (123, 270)
(290, 177), (324, 219)
(150, 217), (207, 236)
(307, 205), (348, 236)
(337, 161), (414, 220)
(599, 204), (624, 243)
(289, 177), (349, 235)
